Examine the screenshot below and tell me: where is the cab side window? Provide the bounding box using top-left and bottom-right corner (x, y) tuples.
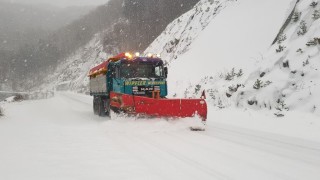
(155, 66), (163, 77)
(110, 66), (116, 78)
(115, 67), (120, 78)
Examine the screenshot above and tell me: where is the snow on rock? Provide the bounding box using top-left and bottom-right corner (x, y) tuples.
(146, 0), (235, 63)
(41, 34), (110, 93)
(146, 0), (292, 80)
(3, 96), (16, 103)
(145, 0), (292, 98)
(234, 0), (320, 116)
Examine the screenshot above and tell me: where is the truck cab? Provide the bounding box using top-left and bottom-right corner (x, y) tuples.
(108, 57), (168, 98)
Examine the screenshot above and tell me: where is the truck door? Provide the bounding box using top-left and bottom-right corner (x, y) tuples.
(106, 65), (115, 95)
(109, 65), (123, 93)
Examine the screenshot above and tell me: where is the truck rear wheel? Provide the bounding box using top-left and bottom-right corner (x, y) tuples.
(93, 96), (111, 117)
(93, 96), (98, 115)
(99, 97), (111, 117)
(97, 97), (104, 117)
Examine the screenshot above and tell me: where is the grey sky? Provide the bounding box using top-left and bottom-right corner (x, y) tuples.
(3, 0), (109, 7)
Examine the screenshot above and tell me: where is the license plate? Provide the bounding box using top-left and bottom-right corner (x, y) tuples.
(139, 87), (154, 91)
(132, 86), (154, 95)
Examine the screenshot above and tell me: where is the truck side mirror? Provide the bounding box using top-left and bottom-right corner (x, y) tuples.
(164, 67), (168, 78)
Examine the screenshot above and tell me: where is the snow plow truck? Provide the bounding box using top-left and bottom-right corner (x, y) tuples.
(88, 52), (207, 127)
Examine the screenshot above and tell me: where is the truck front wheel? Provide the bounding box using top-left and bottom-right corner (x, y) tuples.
(104, 99), (111, 117)
(99, 97), (111, 117)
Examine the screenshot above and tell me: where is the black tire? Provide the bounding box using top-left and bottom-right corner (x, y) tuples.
(93, 96), (111, 117)
(93, 97), (97, 115)
(104, 99), (111, 117)
(98, 97), (112, 117)
(97, 97), (105, 117)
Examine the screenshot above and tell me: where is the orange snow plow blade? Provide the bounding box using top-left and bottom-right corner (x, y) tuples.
(110, 92), (207, 121)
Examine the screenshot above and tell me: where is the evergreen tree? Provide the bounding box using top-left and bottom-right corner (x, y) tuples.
(277, 33), (287, 44)
(237, 69), (244, 77)
(292, 12), (301, 22)
(253, 79), (263, 90)
(310, 1), (318, 8)
(297, 20), (307, 36)
(276, 45), (286, 53)
(312, 10), (320, 20)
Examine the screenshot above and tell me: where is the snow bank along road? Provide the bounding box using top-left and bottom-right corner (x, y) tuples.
(0, 92), (320, 180)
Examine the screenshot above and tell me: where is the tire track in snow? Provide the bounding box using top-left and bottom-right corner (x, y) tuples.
(163, 132), (301, 180)
(108, 135), (178, 180)
(202, 124), (320, 166)
(210, 123), (320, 151)
(130, 134), (231, 180)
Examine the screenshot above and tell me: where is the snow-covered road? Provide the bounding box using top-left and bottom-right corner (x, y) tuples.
(0, 93), (320, 180)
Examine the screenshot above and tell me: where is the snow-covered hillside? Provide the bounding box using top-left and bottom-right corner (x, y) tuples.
(41, 34), (110, 93)
(147, 0), (320, 116)
(146, 0), (293, 78)
(145, 0), (292, 99)
(234, 0), (320, 116)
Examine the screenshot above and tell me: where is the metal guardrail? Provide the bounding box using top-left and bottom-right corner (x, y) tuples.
(1, 91), (55, 101)
(0, 91), (29, 94)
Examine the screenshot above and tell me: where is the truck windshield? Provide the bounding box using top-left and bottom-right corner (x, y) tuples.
(121, 63), (164, 79)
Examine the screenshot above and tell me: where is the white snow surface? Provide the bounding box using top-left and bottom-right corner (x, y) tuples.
(146, 0), (293, 81)
(0, 93), (320, 180)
